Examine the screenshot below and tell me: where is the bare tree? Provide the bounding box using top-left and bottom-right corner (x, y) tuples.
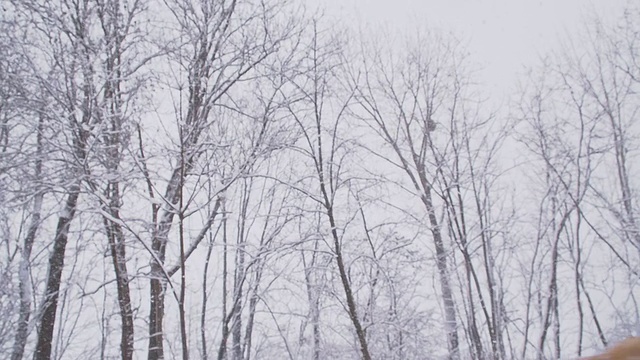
(514, 7), (640, 355)
(284, 21), (372, 359)
(352, 31), (465, 359)
(516, 69), (597, 358)
(88, 1), (150, 358)
(431, 102), (512, 360)
(0, 11), (48, 359)
(141, 0), (302, 358)
(7, 1), (104, 358)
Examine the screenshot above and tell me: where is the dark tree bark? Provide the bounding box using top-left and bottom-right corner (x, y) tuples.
(34, 186), (81, 360)
(94, 0), (140, 357)
(146, 0), (289, 355)
(102, 186), (134, 360)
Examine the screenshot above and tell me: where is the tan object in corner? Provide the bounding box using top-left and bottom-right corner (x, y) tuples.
(579, 337), (640, 360)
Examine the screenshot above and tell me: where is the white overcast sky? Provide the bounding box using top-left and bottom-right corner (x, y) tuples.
(313, 0), (631, 100)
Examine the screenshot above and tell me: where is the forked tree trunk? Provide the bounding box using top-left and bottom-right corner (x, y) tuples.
(29, 0), (93, 357)
(97, 0), (136, 356)
(147, 168), (190, 360)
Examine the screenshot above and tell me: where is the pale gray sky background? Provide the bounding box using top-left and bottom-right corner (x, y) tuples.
(314, 0), (630, 100)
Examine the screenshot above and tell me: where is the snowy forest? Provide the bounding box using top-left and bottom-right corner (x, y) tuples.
(1, 0), (640, 359)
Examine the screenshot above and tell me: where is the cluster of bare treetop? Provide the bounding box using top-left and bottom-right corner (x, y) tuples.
(1, 0), (639, 359)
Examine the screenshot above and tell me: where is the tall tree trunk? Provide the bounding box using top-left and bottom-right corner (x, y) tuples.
(102, 184), (134, 360)
(148, 166), (184, 360)
(148, 199), (178, 360)
(416, 164), (459, 359)
(218, 198), (230, 360)
(302, 240), (321, 360)
(33, 185), (81, 360)
(201, 228), (215, 360)
(538, 201), (572, 360)
(318, 178), (371, 360)
(441, 181), (486, 359)
(177, 131), (189, 360)
(31, 0), (93, 356)
(11, 113), (45, 360)
(424, 189), (459, 360)
(12, 191), (43, 360)
(148, 266), (167, 360)
(328, 211), (372, 360)
(100, 11), (135, 357)
(232, 181), (250, 360)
